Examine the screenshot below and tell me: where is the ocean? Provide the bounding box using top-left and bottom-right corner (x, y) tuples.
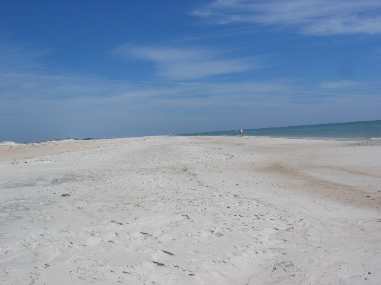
(2, 120), (380, 144)
(185, 120), (381, 139)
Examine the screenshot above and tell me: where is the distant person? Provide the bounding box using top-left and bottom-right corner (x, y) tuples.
(240, 128), (244, 136)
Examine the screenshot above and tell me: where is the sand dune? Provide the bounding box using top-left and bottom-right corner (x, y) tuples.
(0, 136), (380, 284)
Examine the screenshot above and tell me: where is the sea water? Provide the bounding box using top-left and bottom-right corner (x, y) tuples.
(187, 120), (381, 139)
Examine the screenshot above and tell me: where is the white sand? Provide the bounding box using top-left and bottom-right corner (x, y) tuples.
(0, 136), (380, 284)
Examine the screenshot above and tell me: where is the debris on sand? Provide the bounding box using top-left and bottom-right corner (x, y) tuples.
(181, 214), (191, 220)
(152, 261), (165, 266)
(162, 250), (175, 256)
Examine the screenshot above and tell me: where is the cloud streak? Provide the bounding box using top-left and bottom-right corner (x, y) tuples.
(0, 44), (49, 72)
(320, 80), (359, 89)
(114, 45), (255, 80)
(193, 0), (381, 35)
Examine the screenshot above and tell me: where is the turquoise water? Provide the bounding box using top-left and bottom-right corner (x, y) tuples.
(186, 120), (381, 139)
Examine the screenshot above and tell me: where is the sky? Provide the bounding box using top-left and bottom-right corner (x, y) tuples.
(1, 0), (381, 142)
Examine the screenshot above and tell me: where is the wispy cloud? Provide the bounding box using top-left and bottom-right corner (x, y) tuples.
(0, 45), (150, 100)
(0, 44), (49, 72)
(1, 43), (378, 105)
(0, 73), (136, 100)
(320, 80), (359, 89)
(193, 0), (381, 35)
(113, 45), (255, 80)
(0, 44), (269, 101)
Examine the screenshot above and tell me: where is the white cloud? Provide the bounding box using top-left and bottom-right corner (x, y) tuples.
(193, 0), (381, 35)
(0, 73), (134, 100)
(0, 44), (49, 72)
(320, 80), (359, 89)
(113, 45), (255, 80)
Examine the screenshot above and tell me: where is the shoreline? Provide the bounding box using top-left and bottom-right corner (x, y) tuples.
(2, 134), (381, 147)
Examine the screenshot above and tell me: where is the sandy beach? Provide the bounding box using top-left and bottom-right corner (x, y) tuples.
(0, 136), (380, 285)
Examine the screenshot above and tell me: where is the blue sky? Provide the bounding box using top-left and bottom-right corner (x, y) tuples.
(1, 0), (381, 141)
